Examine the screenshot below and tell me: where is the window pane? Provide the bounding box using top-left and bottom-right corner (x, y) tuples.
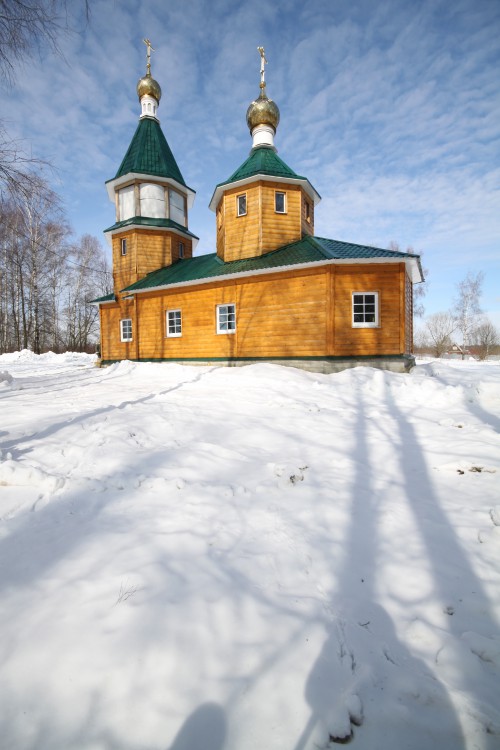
(169, 189), (185, 225)
(118, 186), (135, 221)
(217, 304), (236, 333)
(120, 319), (132, 341)
(140, 183), (165, 219)
(237, 195), (246, 216)
(167, 310), (182, 336)
(275, 192), (285, 212)
(352, 292), (378, 327)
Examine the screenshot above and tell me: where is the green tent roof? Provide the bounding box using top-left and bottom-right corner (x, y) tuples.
(110, 117), (187, 186)
(121, 235), (422, 293)
(209, 146), (320, 210)
(224, 147), (305, 184)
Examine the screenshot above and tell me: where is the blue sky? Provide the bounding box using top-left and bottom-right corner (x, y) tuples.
(2, 0), (499, 327)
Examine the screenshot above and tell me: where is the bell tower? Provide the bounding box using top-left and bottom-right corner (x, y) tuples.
(105, 40), (198, 295)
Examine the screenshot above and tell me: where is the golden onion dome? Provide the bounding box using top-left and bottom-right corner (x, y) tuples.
(137, 73), (162, 103)
(246, 85), (280, 133)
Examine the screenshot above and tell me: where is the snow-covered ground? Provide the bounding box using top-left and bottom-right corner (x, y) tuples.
(0, 351), (499, 750)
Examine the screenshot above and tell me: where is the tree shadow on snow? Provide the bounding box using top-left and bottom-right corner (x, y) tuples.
(167, 702), (226, 750)
(293, 380), (467, 750)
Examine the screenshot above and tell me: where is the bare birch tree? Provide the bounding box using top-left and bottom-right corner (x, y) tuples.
(471, 319), (498, 360)
(453, 271), (484, 356)
(425, 312), (456, 358)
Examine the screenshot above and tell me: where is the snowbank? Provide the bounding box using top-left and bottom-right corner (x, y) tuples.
(0, 354), (499, 749)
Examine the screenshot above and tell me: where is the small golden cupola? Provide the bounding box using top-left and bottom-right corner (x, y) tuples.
(209, 47), (321, 262)
(104, 39), (198, 294)
(246, 47), (280, 150)
(137, 38), (162, 119)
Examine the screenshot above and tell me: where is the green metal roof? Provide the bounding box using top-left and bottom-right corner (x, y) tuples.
(209, 146), (321, 210)
(103, 216), (199, 239)
(90, 292), (115, 304)
(121, 235), (422, 293)
(109, 116), (187, 186)
(224, 147), (305, 184)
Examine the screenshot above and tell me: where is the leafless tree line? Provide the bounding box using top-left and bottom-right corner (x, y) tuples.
(415, 271), (499, 360)
(0, 175), (111, 354)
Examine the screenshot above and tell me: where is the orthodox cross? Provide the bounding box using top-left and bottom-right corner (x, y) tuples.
(143, 38), (155, 75)
(257, 46), (267, 88)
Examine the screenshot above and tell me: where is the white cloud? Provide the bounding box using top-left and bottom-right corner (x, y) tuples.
(0, 0), (498, 320)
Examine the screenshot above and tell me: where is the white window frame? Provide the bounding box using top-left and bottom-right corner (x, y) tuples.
(352, 292), (379, 328)
(236, 194), (247, 217)
(216, 303), (236, 334)
(166, 309), (182, 338)
(121, 238), (127, 256)
(120, 318), (133, 342)
(275, 191), (286, 214)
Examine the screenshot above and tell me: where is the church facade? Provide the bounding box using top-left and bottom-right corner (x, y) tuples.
(93, 45), (423, 373)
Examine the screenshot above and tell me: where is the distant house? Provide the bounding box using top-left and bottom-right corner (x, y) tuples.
(92, 47), (423, 373)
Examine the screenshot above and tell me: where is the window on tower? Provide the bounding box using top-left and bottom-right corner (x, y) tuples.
(118, 185), (135, 221)
(236, 194), (247, 217)
(140, 183), (165, 219)
(275, 191), (286, 213)
(169, 189), (186, 226)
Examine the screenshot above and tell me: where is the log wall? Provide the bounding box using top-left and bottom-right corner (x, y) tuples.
(100, 262), (409, 362)
(112, 229), (193, 293)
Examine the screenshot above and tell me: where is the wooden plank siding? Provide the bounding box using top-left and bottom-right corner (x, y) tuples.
(405, 271), (413, 354)
(217, 181), (306, 262)
(100, 262), (409, 363)
(333, 264), (407, 357)
(260, 182), (302, 253)
(112, 230), (193, 293)
(301, 193), (315, 237)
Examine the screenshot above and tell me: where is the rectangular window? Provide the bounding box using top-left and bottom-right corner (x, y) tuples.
(166, 309), (182, 337)
(305, 201), (311, 223)
(217, 303), (236, 334)
(140, 183), (166, 219)
(352, 292), (379, 328)
(236, 194), (247, 217)
(169, 189), (186, 226)
(275, 191), (286, 213)
(120, 318), (133, 342)
(118, 185), (135, 221)
(178, 241), (185, 259)
(121, 238), (127, 256)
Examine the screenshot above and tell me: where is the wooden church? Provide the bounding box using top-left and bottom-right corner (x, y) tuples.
(93, 44), (423, 372)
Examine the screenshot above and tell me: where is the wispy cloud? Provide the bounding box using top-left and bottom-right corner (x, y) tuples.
(1, 0), (498, 318)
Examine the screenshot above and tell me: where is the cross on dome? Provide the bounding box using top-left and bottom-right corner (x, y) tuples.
(143, 38), (155, 76)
